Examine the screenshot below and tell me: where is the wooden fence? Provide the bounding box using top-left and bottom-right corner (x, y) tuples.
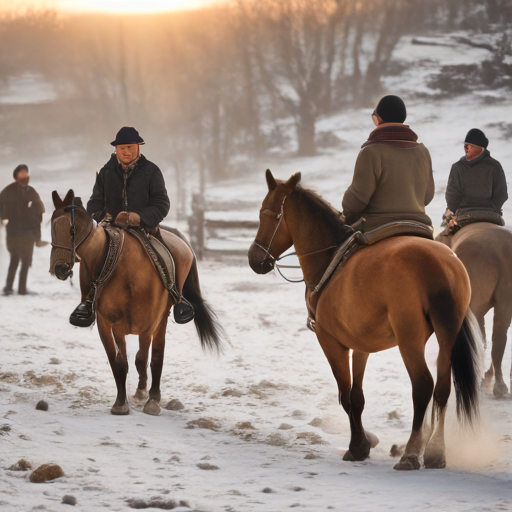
(187, 193), (260, 259)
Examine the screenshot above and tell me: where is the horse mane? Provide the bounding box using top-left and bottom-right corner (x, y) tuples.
(292, 185), (349, 243)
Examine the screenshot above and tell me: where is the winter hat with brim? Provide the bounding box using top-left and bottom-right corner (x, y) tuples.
(110, 127), (145, 146)
(375, 95), (407, 123)
(464, 128), (488, 149)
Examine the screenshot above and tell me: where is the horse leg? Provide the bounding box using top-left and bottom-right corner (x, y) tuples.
(342, 351), (377, 462)
(143, 315), (169, 416)
(394, 344), (434, 471)
(424, 344), (452, 468)
(98, 316), (130, 415)
(133, 333), (152, 400)
(490, 305), (512, 398)
(314, 327), (358, 460)
(473, 307), (494, 387)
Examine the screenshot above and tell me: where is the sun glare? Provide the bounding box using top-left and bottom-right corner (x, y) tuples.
(1, 0), (221, 15)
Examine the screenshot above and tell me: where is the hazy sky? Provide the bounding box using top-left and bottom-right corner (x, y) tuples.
(1, 0), (223, 15)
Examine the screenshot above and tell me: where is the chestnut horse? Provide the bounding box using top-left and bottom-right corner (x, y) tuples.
(50, 190), (223, 416)
(248, 170), (482, 470)
(437, 223), (512, 398)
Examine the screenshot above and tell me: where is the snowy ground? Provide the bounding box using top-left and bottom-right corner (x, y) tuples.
(1, 31), (512, 512)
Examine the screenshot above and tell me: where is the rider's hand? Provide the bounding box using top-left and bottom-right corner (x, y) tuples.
(115, 211), (141, 227)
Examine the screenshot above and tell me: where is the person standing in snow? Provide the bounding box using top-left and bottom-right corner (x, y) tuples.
(342, 95), (435, 231)
(0, 164), (45, 295)
(443, 128), (507, 226)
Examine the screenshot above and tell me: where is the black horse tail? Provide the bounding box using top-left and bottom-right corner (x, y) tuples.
(182, 258), (225, 353)
(160, 225), (225, 353)
(451, 310), (482, 427)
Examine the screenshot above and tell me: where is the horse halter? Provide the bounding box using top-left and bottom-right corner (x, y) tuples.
(51, 205), (93, 276)
(253, 193), (290, 264)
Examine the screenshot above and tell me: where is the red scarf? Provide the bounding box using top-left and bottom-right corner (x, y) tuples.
(361, 124), (420, 149)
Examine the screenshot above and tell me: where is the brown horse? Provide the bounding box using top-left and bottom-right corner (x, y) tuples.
(248, 170), (482, 470)
(437, 223), (512, 398)
(50, 190), (223, 415)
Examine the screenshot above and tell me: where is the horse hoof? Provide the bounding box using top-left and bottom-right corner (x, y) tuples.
(424, 453), (446, 469)
(493, 381), (509, 398)
(394, 454), (421, 471)
(365, 430), (379, 448)
(143, 399), (161, 416)
(111, 403), (130, 415)
(134, 388), (148, 399)
(342, 450), (356, 461)
(342, 448), (369, 462)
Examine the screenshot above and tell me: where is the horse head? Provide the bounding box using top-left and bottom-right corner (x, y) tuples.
(248, 169), (301, 274)
(50, 189), (92, 280)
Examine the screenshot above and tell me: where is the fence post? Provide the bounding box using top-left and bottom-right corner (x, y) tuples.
(188, 193), (205, 260)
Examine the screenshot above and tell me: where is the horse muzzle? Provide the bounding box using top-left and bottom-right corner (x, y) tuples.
(55, 263), (73, 280)
(248, 242), (274, 274)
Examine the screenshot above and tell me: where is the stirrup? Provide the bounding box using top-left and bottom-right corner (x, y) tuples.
(70, 300), (95, 327)
(173, 298), (194, 324)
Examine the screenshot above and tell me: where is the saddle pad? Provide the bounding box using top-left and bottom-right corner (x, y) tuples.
(148, 234), (176, 284)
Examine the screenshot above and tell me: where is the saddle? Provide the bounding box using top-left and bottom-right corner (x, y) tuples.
(306, 220), (434, 331)
(443, 209), (505, 237)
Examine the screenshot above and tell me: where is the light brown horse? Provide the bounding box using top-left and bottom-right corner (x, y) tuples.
(248, 170), (482, 470)
(437, 223), (512, 398)
(50, 190), (223, 415)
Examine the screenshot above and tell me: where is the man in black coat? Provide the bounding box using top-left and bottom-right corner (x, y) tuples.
(445, 128), (507, 216)
(0, 164), (45, 295)
(70, 126), (172, 326)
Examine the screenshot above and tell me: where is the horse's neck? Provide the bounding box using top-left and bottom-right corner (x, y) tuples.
(287, 196), (344, 289)
(77, 223), (108, 278)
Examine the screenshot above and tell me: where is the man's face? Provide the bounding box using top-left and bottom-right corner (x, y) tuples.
(115, 144), (139, 165)
(464, 143), (483, 161)
(15, 169), (30, 186)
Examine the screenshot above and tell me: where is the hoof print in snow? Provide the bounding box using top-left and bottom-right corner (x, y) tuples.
(278, 423), (294, 430)
(165, 399), (184, 411)
(62, 495), (77, 506)
(222, 388), (244, 397)
(292, 487), (305, 492)
(9, 459), (33, 471)
(296, 432), (328, 445)
(1, 424), (12, 434)
(49, 358), (61, 365)
(390, 444), (405, 457)
(197, 463), (219, 470)
(36, 400), (49, 411)
(308, 417), (323, 427)
(127, 498), (189, 509)
(387, 410), (401, 420)
(262, 487), (274, 493)
(187, 418), (220, 431)
(291, 410), (306, 419)
(30, 463), (64, 483)
(304, 453), (321, 460)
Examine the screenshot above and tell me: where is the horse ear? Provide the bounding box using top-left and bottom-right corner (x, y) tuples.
(52, 191), (63, 209)
(266, 169), (277, 191)
(286, 172), (302, 189)
(62, 189), (75, 206)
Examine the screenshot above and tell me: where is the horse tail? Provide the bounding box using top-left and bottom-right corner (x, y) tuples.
(182, 257), (225, 354)
(450, 309), (482, 427)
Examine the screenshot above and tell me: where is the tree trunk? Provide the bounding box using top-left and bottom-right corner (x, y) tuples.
(296, 99), (316, 156)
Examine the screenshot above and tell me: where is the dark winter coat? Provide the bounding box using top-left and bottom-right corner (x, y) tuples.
(0, 182), (45, 235)
(87, 154), (170, 228)
(445, 150), (508, 214)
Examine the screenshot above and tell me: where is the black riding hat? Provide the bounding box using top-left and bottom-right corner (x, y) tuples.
(110, 126), (145, 146)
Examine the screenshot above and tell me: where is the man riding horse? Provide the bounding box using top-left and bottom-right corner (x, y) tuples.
(342, 95), (435, 232)
(70, 126), (193, 327)
(442, 128), (507, 232)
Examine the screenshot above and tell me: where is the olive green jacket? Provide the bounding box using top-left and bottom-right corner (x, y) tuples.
(342, 143), (435, 230)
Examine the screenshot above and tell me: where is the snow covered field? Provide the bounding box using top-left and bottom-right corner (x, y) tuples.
(1, 32), (512, 512)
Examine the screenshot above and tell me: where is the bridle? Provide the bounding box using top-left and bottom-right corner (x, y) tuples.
(253, 193), (290, 264)
(51, 205), (94, 276)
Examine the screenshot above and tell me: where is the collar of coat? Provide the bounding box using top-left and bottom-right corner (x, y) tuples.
(361, 123), (420, 149)
(461, 148), (490, 167)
